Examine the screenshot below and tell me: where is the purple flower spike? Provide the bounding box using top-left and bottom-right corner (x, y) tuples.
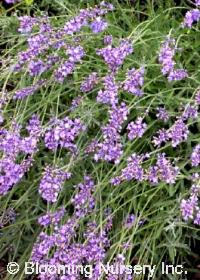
(90, 17), (108, 33)
(44, 116), (86, 152)
(191, 144), (200, 166)
(168, 119), (189, 147)
(123, 67), (145, 96)
(156, 107), (169, 122)
(67, 45), (85, 63)
(39, 166), (71, 203)
(80, 72), (98, 92)
(97, 75), (118, 105)
(38, 207), (66, 227)
(195, 0), (200, 6)
(54, 61), (75, 83)
(181, 196), (198, 221)
(71, 176), (95, 218)
(159, 38), (188, 81)
(97, 39), (133, 72)
(127, 117), (147, 140)
(28, 60), (46, 76)
(104, 35), (113, 45)
(182, 9), (200, 28)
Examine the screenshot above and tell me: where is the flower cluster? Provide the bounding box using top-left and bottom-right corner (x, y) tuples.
(97, 39), (133, 72)
(13, 80), (46, 100)
(38, 207), (66, 227)
(0, 156), (33, 196)
(123, 67), (145, 96)
(182, 9), (200, 28)
(0, 115), (41, 195)
(156, 107), (169, 122)
(4, 0), (18, 3)
(97, 74), (118, 105)
(71, 176), (95, 218)
(158, 38), (188, 81)
(94, 102), (128, 164)
(195, 90), (200, 104)
(153, 118), (189, 147)
(182, 105), (198, 120)
(127, 117), (147, 140)
(31, 177), (116, 279)
(44, 116), (86, 152)
(111, 153), (179, 186)
(147, 153), (179, 184)
(63, 2), (114, 35)
(12, 2), (113, 94)
(191, 144), (200, 166)
(39, 166), (71, 203)
(111, 153), (147, 185)
(181, 175), (200, 225)
(80, 72), (98, 93)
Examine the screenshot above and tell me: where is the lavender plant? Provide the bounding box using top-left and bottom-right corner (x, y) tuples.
(1, 0), (200, 279)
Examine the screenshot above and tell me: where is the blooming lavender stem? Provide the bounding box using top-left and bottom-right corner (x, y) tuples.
(39, 166), (71, 203)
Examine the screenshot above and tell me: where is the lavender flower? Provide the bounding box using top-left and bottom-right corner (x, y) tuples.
(159, 38), (188, 81)
(94, 139), (123, 164)
(152, 128), (169, 147)
(71, 176), (95, 218)
(182, 105), (198, 120)
(195, 90), (200, 105)
(97, 74), (118, 105)
(38, 207), (65, 227)
(70, 96), (83, 111)
(13, 80), (45, 99)
(168, 119), (189, 147)
(168, 69), (188, 81)
(124, 214), (136, 228)
(104, 35), (113, 45)
(0, 156), (33, 196)
(127, 117), (147, 140)
(195, 0), (200, 6)
(18, 16), (38, 34)
(0, 112), (3, 125)
(90, 17), (108, 33)
(123, 67), (145, 96)
(44, 116), (86, 152)
(194, 211), (200, 225)
(181, 195), (198, 221)
(28, 59), (46, 76)
(97, 39), (133, 72)
(154, 153), (179, 184)
(39, 166), (71, 203)
(159, 38), (175, 75)
(108, 102), (128, 130)
(156, 107), (169, 122)
(111, 153), (147, 185)
(182, 9), (200, 28)
(94, 103), (128, 164)
(54, 61), (75, 83)
(0, 115), (41, 157)
(31, 232), (55, 263)
(67, 45), (85, 63)
(55, 217), (77, 247)
(5, 0), (18, 4)
(80, 72), (98, 92)
(191, 144), (200, 166)
(63, 2), (113, 35)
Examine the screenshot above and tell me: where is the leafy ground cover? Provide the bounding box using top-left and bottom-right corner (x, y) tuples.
(0, 0), (200, 279)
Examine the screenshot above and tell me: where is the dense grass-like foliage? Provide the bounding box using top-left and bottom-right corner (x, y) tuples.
(1, 0), (200, 279)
